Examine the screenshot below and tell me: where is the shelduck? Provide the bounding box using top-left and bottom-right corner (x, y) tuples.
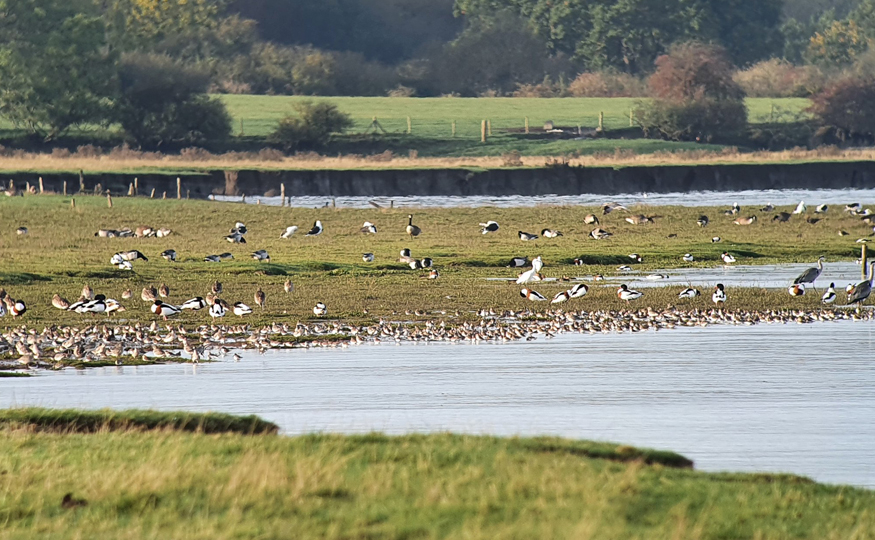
(788, 284), (805, 296)
(568, 283), (589, 298)
(150, 301), (181, 320)
(233, 302), (253, 317)
(313, 302), (327, 316)
(551, 290), (570, 304)
(822, 283), (837, 304)
(683, 253), (694, 262)
(678, 287), (700, 299)
(181, 297), (207, 310)
(721, 252), (736, 264)
(520, 288), (547, 301)
(712, 284), (727, 306)
(617, 284), (643, 302)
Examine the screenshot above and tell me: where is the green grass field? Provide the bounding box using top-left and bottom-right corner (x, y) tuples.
(219, 95), (810, 157)
(0, 195), (870, 328)
(1, 408), (873, 539)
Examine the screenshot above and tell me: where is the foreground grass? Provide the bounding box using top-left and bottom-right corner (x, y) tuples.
(0, 195), (871, 327)
(1, 410), (873, 539)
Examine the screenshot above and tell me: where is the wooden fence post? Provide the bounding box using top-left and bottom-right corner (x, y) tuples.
(150, 188), (155, 199)
(407, 116), (412, 134)
(128, 183), (134, 196)
(62, 181), (67, 196)
(38, 177), (44, 194)
(134, 177), (139, 196)
(79, 170), (85, 193)
(280, 183), (286, 206)
(598, 112), (604, 131)
(525, 117), (529, 134)
(176, 177), (182, 199)
(481, 120), (487, 143)
(487, 119), (492, 137)
(451, 121), (456, 137)
(107, 192), (113, 208)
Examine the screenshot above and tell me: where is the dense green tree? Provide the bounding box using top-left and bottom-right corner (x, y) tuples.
(0, 0), (117, 139)
(268, 101), (354, 150)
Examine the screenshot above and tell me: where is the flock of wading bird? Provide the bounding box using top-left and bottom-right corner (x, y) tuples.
(2, 201), (875, 324)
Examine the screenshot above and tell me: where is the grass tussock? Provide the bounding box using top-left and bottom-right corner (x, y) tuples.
(0, 407), (279, 435)
(0, 425), (873, 539)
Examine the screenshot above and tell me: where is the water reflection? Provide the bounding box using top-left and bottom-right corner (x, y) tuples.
(5, 321), (875, 487)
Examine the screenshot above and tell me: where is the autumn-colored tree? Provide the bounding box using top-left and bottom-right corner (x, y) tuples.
(808, 75), (875, 139)
(806, 20), (870, 65)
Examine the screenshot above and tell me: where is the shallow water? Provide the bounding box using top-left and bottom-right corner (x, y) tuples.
(5, 321), (875, 488)
(217, 188), (875, 209)
(493, 261), (869, 290)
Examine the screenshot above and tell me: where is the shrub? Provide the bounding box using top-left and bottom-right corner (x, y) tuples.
(733, 59), (826, 97)
(808, 75), (875, 140)
(387, 85), (416, 97)
(268, 101), (354, 150)
(638, 42), (747, 142)
(568, 72), (648, 97)
(512, 82), (558, 98)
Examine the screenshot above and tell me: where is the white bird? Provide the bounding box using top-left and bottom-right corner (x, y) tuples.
(793, 201), (806, 214)
(232, 222), (247, 235)
(306, 220), (323, 236)
(181, 297), (207, 310)
(362, 253), (374, 262)
(645, 274), (669, 280)
(711, 237), (721, 243)
(551, 290), (570, 304)
(541, 229), (563, 238)
(683, 253), (694, 262)
(479, 221), (499, 234)
(313, 302), (327, 316)
(209, 299), (227, 319)
(233, 302), (252, 317)
(280, 226), (299, 238)
(520, 288), (547, 301)
(360, 221), (377, 234)
(251, 249), (270, 262)
(515, 256), (544, 284)
(679, 287), (700, 299)
(617, 284), (642, 302)
(815, 204), (828, 213)
(204, 254), (221, 263)
(788, 284), (805, 296)
(225, 231), (246, 243)
(15, 227), (27, 235)
(568, 283), (589, 298)
(161, 249), (177, 262)
(721, 252), (736, 264)
(518, 231), (538, 241)
(150, 301), (181, 320)
(590, 228), (612, 240)
(712, 284), (727, 306)
(617, 265), (632, 272)
(822, 283), (837, 304)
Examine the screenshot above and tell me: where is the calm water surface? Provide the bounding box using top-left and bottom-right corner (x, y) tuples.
(5, 321), (875, 488)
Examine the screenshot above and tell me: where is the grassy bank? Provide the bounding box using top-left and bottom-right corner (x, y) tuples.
(0, 195), (871, 328)
(1, 409), (873, 539)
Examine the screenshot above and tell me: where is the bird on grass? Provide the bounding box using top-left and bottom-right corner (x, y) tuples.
(82, 285), (94, 301)
(306, 220), (323, 236)
(252, 250), (270, 262)
(815, 204), (829, 213)
(479, 221), (499, 234)
(697, 215), (709, 227)
(284, 279), (294, 293)
(589, 228), (612, 240)
(161, 249), (177, 262)
(520, 288), (547, 301)
(224, 232), (246, 243)
(822, 283), (837, 304)
(158, 283), (169, 298)
(362, 253), (374, 262)
(721, 252), (736, 264)
(788, 284), (805, 296)
(406, 215), (421, 237)
(209, 298), (227, 319)
(425, 269), (440, 279)
(723, 203), (740, 216)
(150, 301), (180, 320)
(760, 203), (775, 212)
(52, 294), (70, 310)
(711, 237), (721, 243)
(219, 253), (234, 260)
(15, 227), (27, 235)
(583, 214), (599, 225)
(518, 231), (538, 241)
(516, 256), (544, 284)
(793, 201), (806, 214)
(204, 255), (221, 263)
(683, 254), (695, 263)
(568, 283), (589, 299)
(180, 297), (207, 310)
(281, 226), (299, 238)
(617, 284), (642, 302)
(507, 256), (529, 268)
(712, 284), (727, 306)
(793, 256), (824, 290)
(629, 253), (643, 263)
(399, 248), (416, 265)
(313, 302), (327, 316)
(773, 212), (791, 223)
(679, 287), (700, 299)
(360, 221), (377, 234)
(551, 290), (570, 304)
(211, 281), (222, 296)
(254, 288), (265, 309)
(734, 216), (757, 225)
(233, 302), (252, 317)
(541, 229), (563, 238)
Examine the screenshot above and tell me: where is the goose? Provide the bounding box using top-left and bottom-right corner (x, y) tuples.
(313, 302), (327, 316)
(362, 253), (374, 262)
(479, 221), (499, 234)
(848, 261), (875, 305)
(846, 203), (862, 212)
(408, 259), (423, 270)
(734, 216), (757, 225)
(788, 284), (805, 296)
(118, 250), (149, 262)
(712, 283), (727, 306)
(150, 301), (181, 320)
(697, 215), (709, 227)
(52, 294), (71, 310)
(399, 248), (415, 264)
(589, 228), (612, 240)
(518, 231), (538, 241)
(406, 215), (421, 237)
(95, 229), (119, 238)
(568, 283), (589, 298)
(305, 220), (323, 236)
(281, 226), (299, 238)
(629, 253), (642, 263)
(711, 237), (721, 243)
(625, 215), (656, 225)
(254, 288), (266, 309)
(551, 290), (570, 304)
(760, 203), (775, 212)
(204, 255), (221, 262)
(723, 203), (740, 216)
(161, 249), (177, 262)
(122, 289), (133, 300)
(839, 230), (850, 236)
(773, 212), (791, 222)
(583, 214), (599, 225)
(224, 232), (246, 243)
(252, 250), (270, 262)
(116, 260), (133, 271)
(516, 256), (544, 284)
(233, 302), (252, 317)
(219, 252), (234, 260)
(506, 256), (529, 268)
(602, 203), (627, 215)
(284, 279), (294, 293)
(815, 204), (828, 213)
(721, 252), (736, 264)
(806, 217), (821, 225)
(82, 285), (95, 301)
(360, 221), (378, 234)
(541, 229), (563, 238)
(211, 281), (222, 295)
(520, 288), (547, 301)
(683, 253), (695, 263)
(141, 286), (157, 302)
(793, 201), (806, 214)
(209, 298), (227, 319)
(678, 287), (700, 299)
(156, 228), (172, 238)
(16, 227), (27, 235)
(822, 283), (837, 304)
(793, 256), (824, 288)
(617, 284), (643, 302)
(231, 222), (247, 235)
(135, 226), (155, 238)
(617, 265), (632, 272)
(180, 297), (207, 310)
(645, 274), (669, 280)
(158, 283), (169, 298)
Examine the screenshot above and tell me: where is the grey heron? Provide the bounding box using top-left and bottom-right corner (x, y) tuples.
(848, 261), (875, 306)
(793, 256), (824, 289)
